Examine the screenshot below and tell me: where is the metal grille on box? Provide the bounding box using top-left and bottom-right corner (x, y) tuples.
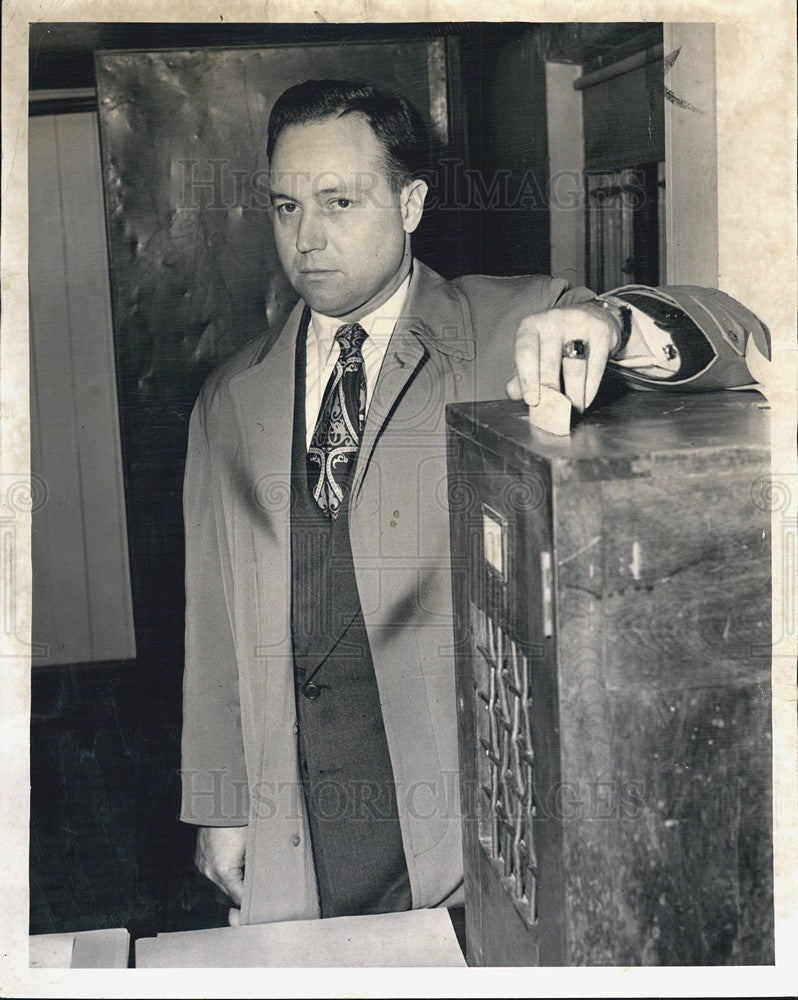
(471, 598), (538, 924)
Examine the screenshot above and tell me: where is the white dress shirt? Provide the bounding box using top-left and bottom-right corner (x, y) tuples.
(305, 274), (411, 448)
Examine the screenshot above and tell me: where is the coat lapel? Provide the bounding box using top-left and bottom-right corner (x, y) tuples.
(350, 260), (475, 503)
(229, 303), (304, 521)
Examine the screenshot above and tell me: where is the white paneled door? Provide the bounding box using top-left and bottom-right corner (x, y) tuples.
(29, 109), (135, 666)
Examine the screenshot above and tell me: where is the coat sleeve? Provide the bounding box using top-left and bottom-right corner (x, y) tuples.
(453, 272), (595, 317)
(452, 273), (597, 397)
(181, 384), (249, 827)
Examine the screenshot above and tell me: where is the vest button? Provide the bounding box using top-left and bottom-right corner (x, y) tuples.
(303, 681), (322, 699)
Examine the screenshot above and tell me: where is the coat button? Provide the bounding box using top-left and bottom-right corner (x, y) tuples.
(303, 681), (322, 699)
(292, 835), (301, 847)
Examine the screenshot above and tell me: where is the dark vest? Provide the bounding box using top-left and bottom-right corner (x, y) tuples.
(290, 309), (411, 917)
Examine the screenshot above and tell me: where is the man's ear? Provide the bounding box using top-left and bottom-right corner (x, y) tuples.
(400, 178), (428, 234)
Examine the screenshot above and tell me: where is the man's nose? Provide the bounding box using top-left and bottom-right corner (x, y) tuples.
(296, 208), (326, 253)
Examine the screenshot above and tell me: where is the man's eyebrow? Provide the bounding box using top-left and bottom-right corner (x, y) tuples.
(269, 183), (353, 202)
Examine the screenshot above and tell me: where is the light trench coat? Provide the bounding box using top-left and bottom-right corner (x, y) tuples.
(180, 259), (592, 924)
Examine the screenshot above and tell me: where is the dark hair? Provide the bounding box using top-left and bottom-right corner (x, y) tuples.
(266, 79), (428, 191)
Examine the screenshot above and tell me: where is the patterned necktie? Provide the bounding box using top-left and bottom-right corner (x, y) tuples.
(307, 322), (368, 520)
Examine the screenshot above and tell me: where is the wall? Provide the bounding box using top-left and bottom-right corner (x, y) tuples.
(662, 24), (718, 287)
(665, 19), (797, 343)
(715, 20), (795, 342)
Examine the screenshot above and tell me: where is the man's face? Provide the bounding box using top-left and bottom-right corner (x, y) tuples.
(268, 113), (426, 316)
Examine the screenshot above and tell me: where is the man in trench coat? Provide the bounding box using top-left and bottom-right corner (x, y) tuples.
(180, 79), (626, 925)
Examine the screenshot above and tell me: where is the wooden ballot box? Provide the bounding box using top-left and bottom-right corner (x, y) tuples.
(445, 390), (773, 966)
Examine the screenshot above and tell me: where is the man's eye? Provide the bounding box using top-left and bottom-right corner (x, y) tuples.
(331, 198), (352, 209)
(276, 203), (298, 216)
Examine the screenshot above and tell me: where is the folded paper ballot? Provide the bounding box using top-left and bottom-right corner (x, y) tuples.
(136, 908), (467, 967)
(527, 384), (572, 435)
(29, 928), (130, 968)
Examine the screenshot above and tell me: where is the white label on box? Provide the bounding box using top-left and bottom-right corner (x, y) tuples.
(541, 550), (553, 637)
(483, 509), (505, 578)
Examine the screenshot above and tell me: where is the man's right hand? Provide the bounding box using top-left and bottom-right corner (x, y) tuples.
(194, 825), (248, 907)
